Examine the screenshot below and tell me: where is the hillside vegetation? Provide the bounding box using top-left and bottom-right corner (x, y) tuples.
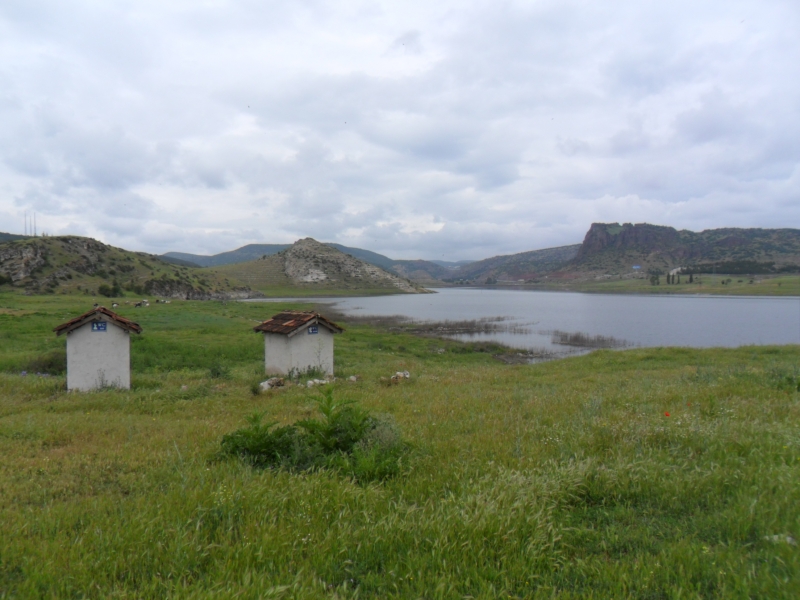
(213, 238), (428, 295)
(0, 293), (798, 597)
(0, 236), (259, 299)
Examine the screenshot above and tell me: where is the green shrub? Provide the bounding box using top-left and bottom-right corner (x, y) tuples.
(208, 361), (231, 379)
(219, 389), (409, 482)
(23, 349), (67, 375)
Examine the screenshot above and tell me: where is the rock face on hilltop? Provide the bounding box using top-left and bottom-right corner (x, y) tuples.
(281, 238), (424, 292)
(568, 223), (800, 275)
(0, 241), (48, 282)
(215, 238), (428, 293)
(575, 223), (680, 260)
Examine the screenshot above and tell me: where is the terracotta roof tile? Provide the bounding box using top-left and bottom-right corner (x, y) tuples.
(253, 310), (343, 335)
(54, 306), (143, 336)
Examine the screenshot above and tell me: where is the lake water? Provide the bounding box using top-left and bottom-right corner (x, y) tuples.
(248, 288), (800, 354)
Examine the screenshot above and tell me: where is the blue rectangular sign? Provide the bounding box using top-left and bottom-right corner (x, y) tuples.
(307, 325), (319, 335)
(91, 321), (107, 332)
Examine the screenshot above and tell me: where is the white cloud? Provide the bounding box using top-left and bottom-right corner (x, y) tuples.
(0, 0), (798, 259)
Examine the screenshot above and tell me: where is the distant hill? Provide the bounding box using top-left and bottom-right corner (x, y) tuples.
(0, 231), (29, 244)
(447, 245), (582, 283)
(430, 259), (475, 268)
(568, 223), (800, 275)
(212, 238), (428, 293)
(164, 243), (448, 282)
(164, 244), (290, 267)
(158, 255), (202, 268)
(0, 236), (260, 299)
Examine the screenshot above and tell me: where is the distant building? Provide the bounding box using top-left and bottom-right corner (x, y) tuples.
(253, 310), (344, 377)
(54, 306), (142, 391)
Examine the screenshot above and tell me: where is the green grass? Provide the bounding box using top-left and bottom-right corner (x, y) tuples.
(1, 292), (799, 598)
(536, 274), (800, 296)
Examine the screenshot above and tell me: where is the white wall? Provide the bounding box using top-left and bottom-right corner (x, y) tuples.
(66, 317), (131, 391)
(264, 325), (335, 376)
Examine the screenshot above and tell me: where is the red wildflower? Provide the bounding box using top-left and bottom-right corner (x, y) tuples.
(664, 412), (670, 417)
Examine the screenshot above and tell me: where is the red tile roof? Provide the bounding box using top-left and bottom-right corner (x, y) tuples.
(253, 310), (343, 336)
(54, 306), (143, 336)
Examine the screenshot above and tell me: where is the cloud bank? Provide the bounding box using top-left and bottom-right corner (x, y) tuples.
(1, 0), (798, 259)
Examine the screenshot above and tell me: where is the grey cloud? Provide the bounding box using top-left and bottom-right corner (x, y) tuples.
(0, 0), (798, 260)
(387, 31), (423, 55)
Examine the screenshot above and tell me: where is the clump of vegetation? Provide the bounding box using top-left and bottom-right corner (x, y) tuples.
(97, 280), (122, 297)
(550, 330), (631, 348)
(208, 361), (231, 379)
(22, 348), (67, 375)
(219, 389), (409, 483)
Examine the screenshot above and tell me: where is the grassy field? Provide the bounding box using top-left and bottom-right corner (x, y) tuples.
(467, 274), (800, 296)
(1, 292), (799, 598)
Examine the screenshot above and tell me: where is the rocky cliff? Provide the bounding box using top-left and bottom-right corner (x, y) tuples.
(569, 223), (800, 274)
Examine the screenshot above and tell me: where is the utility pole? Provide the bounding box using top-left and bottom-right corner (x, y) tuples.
(34, 213), (36, 237)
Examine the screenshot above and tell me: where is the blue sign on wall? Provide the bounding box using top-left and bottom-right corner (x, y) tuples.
(91, 321), (107, 332)
(307, 325), (319, 335)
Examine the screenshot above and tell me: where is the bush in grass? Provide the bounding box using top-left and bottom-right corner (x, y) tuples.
(23, 349), (67, 375)
(208, 361), (231, 379)
(219, 388), (409, 482)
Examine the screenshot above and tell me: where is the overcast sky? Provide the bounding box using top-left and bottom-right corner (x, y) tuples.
(1, 0), (798, 260)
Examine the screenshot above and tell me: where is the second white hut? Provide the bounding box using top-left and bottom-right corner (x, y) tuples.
(253, 310), (343, 377)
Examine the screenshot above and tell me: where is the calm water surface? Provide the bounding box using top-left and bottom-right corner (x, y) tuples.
(249, 288), (800, 352)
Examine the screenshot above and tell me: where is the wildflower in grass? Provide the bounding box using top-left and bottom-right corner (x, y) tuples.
(665, 412), (670, 417)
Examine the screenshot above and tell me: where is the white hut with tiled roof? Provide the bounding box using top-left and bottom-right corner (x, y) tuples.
(253, 310), (343, 377)
(54, 306), (142, 391)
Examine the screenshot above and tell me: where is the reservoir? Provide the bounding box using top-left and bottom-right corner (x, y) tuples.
(248, 288), (800, 354)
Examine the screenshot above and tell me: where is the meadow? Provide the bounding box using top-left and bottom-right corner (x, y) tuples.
(528, 273), (800, 296)
(1, 292), (799, 598)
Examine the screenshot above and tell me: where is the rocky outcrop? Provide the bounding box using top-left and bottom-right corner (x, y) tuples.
(142, 278), (263, 300)
(568, 223), (800, 274)
(0, 241), (47, 282)
(575, 223), (680, 260)
(280, 238), (425, 293)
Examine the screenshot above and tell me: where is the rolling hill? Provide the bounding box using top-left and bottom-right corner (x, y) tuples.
(163, 243), (450, 282)
(213, 238), (428, 294)
(0, 236), (260, 299)
(446, 244), (582, 283)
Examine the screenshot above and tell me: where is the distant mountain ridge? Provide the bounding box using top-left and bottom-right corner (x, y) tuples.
(568, 223), (800, 275)
(0, 232), (29, 244)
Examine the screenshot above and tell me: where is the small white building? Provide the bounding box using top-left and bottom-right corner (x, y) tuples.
(253, 310), (343, 377)
(54, 306), (142, 391)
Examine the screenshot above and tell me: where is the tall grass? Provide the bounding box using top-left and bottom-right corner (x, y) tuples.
(0, 292), (799, 597)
